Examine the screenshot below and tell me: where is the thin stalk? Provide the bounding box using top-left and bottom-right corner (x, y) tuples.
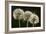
(19, 19), (20, 28)
(33, 18), (35, 27)
(33, 22), (34, 27)
(27, 21), (28, 28)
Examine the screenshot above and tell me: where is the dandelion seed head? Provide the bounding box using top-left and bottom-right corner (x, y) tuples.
(13, 8), (24, 20)
(29, 13), (39, 24)
(24, 11), (32, 21)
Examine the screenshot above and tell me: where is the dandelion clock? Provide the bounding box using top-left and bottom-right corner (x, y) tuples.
(29, 13), (39, 27)
(24, 11), (32, 27)
(13, 8), (24, 27)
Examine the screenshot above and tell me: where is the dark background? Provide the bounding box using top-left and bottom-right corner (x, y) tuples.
(11, 6), (41, 28)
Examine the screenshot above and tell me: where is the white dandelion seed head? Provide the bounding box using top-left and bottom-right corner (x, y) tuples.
(13, 8), (24, 20)
(29, 13), (39, 24)
(24, 11), (32, 21)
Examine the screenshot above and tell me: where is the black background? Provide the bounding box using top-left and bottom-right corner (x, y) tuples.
(11, 6), (41, 28)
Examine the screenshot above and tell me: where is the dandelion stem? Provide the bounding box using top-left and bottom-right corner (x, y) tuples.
(32, 18), (35, 27)
(33, 22), (34, 27)
(27, 21), (28, 27)
(19, 19), (20, 28)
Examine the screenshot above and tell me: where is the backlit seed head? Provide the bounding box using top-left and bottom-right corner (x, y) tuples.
(13, 8), (24, 20)
(24, 11), (32, 21)
(29, 13), (39, 24)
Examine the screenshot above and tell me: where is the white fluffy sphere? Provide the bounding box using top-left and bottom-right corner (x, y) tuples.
(24, 11), (32, 21)
(29, 13), (39, 24)
(13, 8), (24, 20)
